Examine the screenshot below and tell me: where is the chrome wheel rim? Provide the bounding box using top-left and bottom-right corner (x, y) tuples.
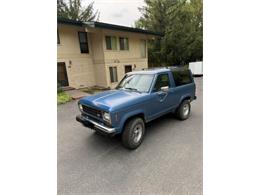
(132, 124), (143, 143)
(183, 104), (190, 116)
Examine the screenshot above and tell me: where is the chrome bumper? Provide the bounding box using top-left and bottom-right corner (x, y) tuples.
(76, 115), (116, 134)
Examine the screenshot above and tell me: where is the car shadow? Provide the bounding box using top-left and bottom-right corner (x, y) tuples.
(83, 113), (178, 152)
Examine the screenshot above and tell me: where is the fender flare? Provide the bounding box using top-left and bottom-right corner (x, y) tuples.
(179, 94), (191, 105)
(118, 109), (145, 133)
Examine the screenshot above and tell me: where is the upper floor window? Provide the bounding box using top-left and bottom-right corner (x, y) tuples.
(57, 29), (60, 44)
(140, 40), (146, 58)
(106, 36), (117, 50)
(78, 32), (89, 53)
(119, 37), (129, 50)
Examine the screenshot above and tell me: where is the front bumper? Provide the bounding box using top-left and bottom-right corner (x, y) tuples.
(76, 114), (116, 134)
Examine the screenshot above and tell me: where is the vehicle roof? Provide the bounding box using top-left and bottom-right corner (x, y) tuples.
(127, 67), (188, 75)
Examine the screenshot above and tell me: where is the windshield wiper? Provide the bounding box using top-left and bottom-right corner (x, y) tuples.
(124, 87), (141, 93)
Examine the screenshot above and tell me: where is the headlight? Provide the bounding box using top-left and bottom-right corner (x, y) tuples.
(78, 104), (83, 112)
(103, 112), (111, 122)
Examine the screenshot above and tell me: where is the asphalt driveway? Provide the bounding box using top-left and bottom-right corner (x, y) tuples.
(58, 78), (203, 195)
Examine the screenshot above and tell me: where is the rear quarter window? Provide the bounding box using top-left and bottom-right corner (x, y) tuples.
(171, 69), (192, 87)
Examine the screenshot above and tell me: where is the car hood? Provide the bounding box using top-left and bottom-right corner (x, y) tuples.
(79, 90), (146, 112)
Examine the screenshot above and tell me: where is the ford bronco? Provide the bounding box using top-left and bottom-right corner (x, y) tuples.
(76, 67), (196, 149)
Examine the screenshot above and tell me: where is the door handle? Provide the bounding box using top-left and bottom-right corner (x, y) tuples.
(156, 91), (168, 102)
(157, 91), (166, 96)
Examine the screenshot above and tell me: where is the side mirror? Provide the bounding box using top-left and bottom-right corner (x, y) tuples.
(161, 86), (169, 92)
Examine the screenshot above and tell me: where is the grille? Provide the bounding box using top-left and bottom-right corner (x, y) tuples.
(82, 105), (102, 118)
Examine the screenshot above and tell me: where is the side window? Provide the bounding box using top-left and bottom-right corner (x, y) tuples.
(109, 67), (118, 83)
(140, 40), (146, 58)
(78, 32), (89, 53)
(153, 74), (170, 92)
(106, 36), (117, 50)
(171, 70), (192, 87)
(119, 37), (129, 50)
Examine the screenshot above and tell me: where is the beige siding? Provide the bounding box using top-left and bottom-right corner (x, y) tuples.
(57, 25), (149, 88)
(102, 29), (149, 88)
(105, 60), (148, 89)
(89, 30), (105, 64)
(93, 63), (108, 87)
(102, 29), (149, 60)
(57, 25), (96, 88)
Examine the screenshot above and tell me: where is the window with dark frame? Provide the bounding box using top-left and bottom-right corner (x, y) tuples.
(153, 74), (170, 92)
(109, 67), (118, 83)
(171, 70), (192, 87)
(105, 36), (117, 50)
(57, 29), (60, 44)
(140, 40), (146, 58)
(78, 32), (89, 53)
(119, 37), (129, 50)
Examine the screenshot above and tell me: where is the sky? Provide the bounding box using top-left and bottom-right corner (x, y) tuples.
(83, 0), (145, 27)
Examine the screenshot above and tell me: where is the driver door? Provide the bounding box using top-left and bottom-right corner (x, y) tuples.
(148, 73), (173, 119)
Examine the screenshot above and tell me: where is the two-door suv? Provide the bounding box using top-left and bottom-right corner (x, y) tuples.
(76, 67), (196, 149)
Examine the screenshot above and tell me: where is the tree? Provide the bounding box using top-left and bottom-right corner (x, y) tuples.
(57, 0), (100, 21)
(135, 0), (175, 67)
(136, 0), (203, 66)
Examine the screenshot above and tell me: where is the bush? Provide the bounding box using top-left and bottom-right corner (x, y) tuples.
(57, 92), (71, 104)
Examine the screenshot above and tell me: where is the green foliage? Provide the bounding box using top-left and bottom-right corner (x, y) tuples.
(136, 0), (203, 66)
(57, 0), (99, 21)
(57, 91), (72, 104)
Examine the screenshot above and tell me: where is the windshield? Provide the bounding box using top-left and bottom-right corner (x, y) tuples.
(116, 74), (154, 93)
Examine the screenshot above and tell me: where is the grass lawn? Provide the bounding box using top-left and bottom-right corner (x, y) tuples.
(57, 91), (72, 105)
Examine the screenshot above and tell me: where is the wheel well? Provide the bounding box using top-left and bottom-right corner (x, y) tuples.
(122, 113), (145, 132)
(178, 96), (191, 107)
(182, 96), (191, 101)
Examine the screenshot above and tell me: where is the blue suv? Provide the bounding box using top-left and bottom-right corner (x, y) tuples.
(76, 67), (196, 149)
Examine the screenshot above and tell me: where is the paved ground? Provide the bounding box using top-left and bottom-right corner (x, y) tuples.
(58, 78), (203, 195)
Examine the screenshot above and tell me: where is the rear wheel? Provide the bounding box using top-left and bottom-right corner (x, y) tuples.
(122, 117), (145, 149)
(176, 100), (191, 120)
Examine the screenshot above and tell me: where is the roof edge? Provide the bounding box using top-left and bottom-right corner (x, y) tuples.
(57, 17), (84, 26)
(58, 18), (163, 37)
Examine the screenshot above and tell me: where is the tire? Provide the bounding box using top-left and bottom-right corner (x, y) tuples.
(176, 99), (191, 120)
(122, 117), (145, 150)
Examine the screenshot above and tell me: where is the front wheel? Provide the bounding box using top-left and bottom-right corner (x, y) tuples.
(176, 100), (191, 120)
(122, 117), (145, 150)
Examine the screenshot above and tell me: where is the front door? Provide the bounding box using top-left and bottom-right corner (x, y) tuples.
(125, 65), (132, 73)
(148, 73), (174, 119)
(57, 62), (69, 87)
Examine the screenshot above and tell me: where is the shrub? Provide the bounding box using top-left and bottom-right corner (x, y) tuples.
(57, 92), (71, 104)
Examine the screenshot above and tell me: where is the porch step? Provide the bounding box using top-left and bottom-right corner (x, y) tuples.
(62, 86), (75, 91)
(66, 89), (89, 100)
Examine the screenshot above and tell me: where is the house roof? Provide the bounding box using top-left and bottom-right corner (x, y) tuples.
(57, 18), (163, 37)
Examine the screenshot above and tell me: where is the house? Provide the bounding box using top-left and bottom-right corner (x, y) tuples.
(57, 18), (162, 89)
